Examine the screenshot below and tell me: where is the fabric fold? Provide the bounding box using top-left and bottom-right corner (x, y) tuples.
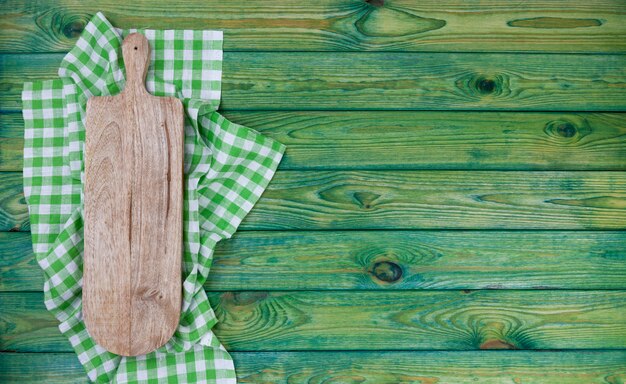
(22, 11), (285, 383)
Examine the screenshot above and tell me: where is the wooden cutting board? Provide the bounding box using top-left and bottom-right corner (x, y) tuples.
(83, 33), (184, 356)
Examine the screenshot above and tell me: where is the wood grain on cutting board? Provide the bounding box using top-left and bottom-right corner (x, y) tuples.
(82, 33), (184, 357)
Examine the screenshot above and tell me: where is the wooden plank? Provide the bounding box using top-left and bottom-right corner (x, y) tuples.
(0, 113), (22, 137)
(2, 170), (626, 232)
(214, 111), (626, 171)
(2, 351), (626, 384)
(2, 0), (626, 53)
(230, 351), (626, 383)
(1, 54), (60, 113)
(248, 170), (626, 230)
(0, 173), (29, 232)
(0, 233), (38, 291)
(3, 231), (626, 292)
(226, 170), (626, 230)
(3, 52), (626, 112)
(3, 111), (626, 172)
(0, 354), (88, 384)
(2, 291), (625, 352)
(178, 290), (626, 351)
(0, 114), (23, 172)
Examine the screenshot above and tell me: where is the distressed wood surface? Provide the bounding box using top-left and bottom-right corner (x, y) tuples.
(3, 52), (626, 112)
(2, 0), (626, 381)
(2, 291), (626, 352)
(2, 0), (626, 53)
(3, 231), (626, 292)
(0, 113), (23, 171)
(82, 33), (184, 357)
(228, 351), (626, 383)
(4, 170), (626, 232)
(2, 351), (626, 383)
(0, 173), (29, 232)
(3, 111), (626, 172)
(210, 170), (626, 230)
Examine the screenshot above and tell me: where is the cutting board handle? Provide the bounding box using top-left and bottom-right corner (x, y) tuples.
(122, 33), (150, 96)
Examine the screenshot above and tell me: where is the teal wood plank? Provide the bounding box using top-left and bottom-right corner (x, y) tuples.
(2, 351), (626, 384)
(2, 0), (626, 53)
(4, 170), (626, 232)
(3, 111), (626, 172)
(2, 291), (625, 352)
(2, 231), (626, 292)
(1, 351), (626, 383)
(0, 172), (29, 232)
(2, 53), (626, 112)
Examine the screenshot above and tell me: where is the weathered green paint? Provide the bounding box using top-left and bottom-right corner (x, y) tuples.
(2, 231), (626, 292)
(3, 171), (626, 232)
(0, 173), (29, 232)
(3, 111), (626, 172)
(1, 0), (626, 53)
(1, 0), (625, 381)
(0, 351), (626, 384)
(2, 52), (626, 112)
(2, 291), (626, 352)
(1, 351), (626, 383)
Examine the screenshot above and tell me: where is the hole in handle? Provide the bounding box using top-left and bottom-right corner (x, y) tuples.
(134, 46), (137, 50)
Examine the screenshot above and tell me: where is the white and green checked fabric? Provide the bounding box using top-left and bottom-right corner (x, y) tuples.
(21, 11), (285, 383)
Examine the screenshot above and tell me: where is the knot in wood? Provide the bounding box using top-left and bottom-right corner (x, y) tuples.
(455, 72), (509, 98)
(62, 19), (85, 39)
(365, 0), (384, 7)
(476, 77), (496, 94)
(137, 286), (163, 301)
(556, 122), (577, 138)
(371, 260), (403, 283)
(544, 119), (583, 141)
(353, 191), (381, 210)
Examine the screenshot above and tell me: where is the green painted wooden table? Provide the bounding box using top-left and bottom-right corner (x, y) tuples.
(1, 1), (626, 382)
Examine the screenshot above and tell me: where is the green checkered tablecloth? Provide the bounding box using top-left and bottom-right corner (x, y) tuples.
(21, 11), (285, 383)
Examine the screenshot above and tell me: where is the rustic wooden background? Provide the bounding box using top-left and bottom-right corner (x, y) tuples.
(1, 1), (626, 382)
